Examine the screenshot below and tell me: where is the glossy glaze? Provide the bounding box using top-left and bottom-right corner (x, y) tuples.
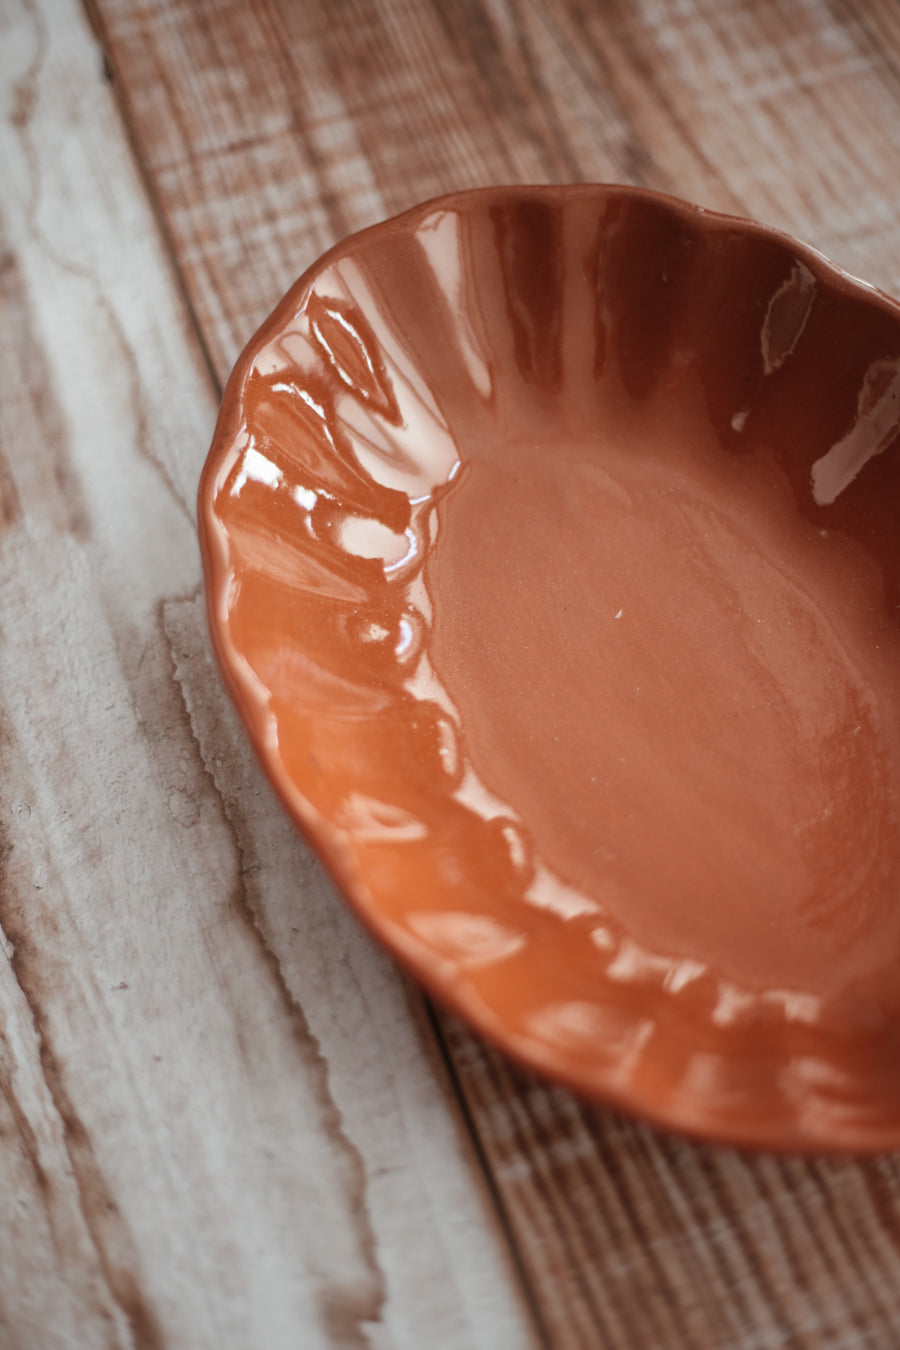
(199, 186), (900, 1151)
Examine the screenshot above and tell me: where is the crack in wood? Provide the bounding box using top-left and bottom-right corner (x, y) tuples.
(0, 253), (22, 538)
(79, 0), (225, 400)
(0, 1042), (54, 1232)
(0, 818), (165, 1350)
(0, 224), (90, 540)
(9, 0), (193, 534)
(160, 598), (387, 1347)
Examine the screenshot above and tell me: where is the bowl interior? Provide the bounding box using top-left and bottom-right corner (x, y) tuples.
(200, 186), (900, 1149)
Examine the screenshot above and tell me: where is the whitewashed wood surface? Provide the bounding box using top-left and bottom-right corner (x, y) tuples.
(4, 0), (900, 1346)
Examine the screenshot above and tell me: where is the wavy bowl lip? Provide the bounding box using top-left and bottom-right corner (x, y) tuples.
(198, 183), (900, 1153)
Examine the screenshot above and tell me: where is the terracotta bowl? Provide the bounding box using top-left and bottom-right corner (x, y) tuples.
(199, 185), (900, 1152)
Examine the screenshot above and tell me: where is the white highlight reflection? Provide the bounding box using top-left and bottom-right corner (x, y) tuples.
(230, 444), (283, 496)
(811, 357), (900, 505)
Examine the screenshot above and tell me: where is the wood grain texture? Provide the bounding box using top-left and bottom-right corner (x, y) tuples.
(18, 0), (900, 1344)
(536, 0), (900, 290)
(0, 1), (537, 1347)
(443, 1018), (900, 1349)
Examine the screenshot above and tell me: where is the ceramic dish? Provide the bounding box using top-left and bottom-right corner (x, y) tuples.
(199, 185), (900, 1151)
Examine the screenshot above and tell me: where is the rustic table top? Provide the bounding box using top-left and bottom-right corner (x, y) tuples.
(3, 1), (900, 1346)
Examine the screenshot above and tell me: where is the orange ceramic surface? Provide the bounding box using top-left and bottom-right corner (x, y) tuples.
(198, 185), (900, 1151)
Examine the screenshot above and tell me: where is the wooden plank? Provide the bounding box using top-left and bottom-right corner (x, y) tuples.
(83, 0), (900, 1345)
(443, 1019), (900, 1350)
(83, 0), (641, 376)
(535, 0), (900, 294)
(0, 2), (538, 1347)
